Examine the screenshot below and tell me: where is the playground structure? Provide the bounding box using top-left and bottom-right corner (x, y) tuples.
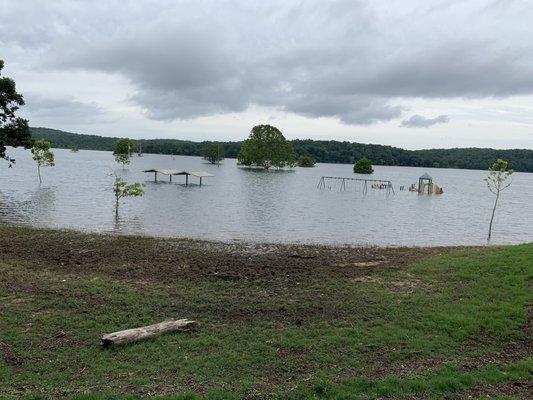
(418, 173), (433, 194)
(317, 176), (395, 195)
(415, 173), (444, 195)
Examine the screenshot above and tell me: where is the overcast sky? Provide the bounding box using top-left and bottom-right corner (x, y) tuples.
(1, 0), (532, 149)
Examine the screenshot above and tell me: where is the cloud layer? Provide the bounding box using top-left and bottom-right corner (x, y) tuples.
(2, 0), (533, 127)
(21, 94), (105, 123)
(401, 115), (450, 128)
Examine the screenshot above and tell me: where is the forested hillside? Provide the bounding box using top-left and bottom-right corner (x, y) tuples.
(30, 127), (533, 172)
(30, 127), (242, 158)
(291, 139), (533, 171)
(31, 127), (117, 151)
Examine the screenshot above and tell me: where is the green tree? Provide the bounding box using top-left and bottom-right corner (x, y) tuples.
(114, 138), (136, 155)
(202, 142), (224, 164)
(114, 138), (135, 169)
(237, 125), (296, 170)
(353, 157), (374, 174)
(0, 60), (33, 165)
(114, 153), (130, 169)
(485, 159), (513, 240)
(112, 175), (144, 217)
(31, 140), (55, 183)
(298, 155), (315, 167)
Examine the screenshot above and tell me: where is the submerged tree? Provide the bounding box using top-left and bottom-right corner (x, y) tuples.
(202, 142), (224, 164)
(113, 138), (135, 169)
(238, 125), (296, 170)
(0, 59), (33, 165)
(353, 157), (374, 174)
(298, 155), (315, 167)
(485, 159), (513, 240)
(115, 153), (130, 169)
(31, 140), (55, 183)
(112, 175), (144, 217)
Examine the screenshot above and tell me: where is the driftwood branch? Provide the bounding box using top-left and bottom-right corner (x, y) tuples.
(101, 319), (197, 347)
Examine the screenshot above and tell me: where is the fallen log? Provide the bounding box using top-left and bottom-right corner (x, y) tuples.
(101, 319), (197, 347)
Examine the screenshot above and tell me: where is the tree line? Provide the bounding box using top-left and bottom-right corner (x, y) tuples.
(29, 127), (533, 172)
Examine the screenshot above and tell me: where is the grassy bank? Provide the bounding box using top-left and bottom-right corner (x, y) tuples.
(0, 226), (531, 399)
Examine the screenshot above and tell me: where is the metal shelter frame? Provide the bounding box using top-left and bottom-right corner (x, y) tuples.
(143, 169), (214, 186)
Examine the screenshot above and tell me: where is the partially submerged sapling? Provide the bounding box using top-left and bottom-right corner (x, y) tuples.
(112, 174), (144, 217)
(485, 159), (513, 241)
(31, 139), (55, 184)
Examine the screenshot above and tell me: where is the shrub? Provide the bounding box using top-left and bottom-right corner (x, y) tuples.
(353, 157), (374, 174)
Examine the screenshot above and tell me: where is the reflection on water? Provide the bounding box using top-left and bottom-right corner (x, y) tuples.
(111, 214), (144, 234)
(0, 147), (532, 246)
(0, 186), (56, 226)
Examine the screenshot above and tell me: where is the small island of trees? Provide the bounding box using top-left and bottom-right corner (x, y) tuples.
(237, 125), (296, 170)
(353, 157), (374, 174)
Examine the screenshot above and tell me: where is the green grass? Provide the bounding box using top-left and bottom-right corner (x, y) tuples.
(1, 239), (531, 399)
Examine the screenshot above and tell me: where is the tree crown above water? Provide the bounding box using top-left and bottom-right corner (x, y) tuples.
(237, 125), (296, 170)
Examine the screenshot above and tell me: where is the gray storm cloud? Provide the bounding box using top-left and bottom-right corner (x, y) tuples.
(2, 0), (533, 126)
(21, 93), (105, 124)
(401, 115), (450, 128)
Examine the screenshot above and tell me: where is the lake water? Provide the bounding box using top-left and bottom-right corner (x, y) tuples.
(1, 147), (532, 246)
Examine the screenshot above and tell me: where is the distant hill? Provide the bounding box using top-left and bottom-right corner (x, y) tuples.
(29, 127), (243, 158)
(30, 127), (533, 172)
(30, 127), (118, 151)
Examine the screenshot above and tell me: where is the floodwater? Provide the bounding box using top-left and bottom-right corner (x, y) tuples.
(1, 147), (532, 246)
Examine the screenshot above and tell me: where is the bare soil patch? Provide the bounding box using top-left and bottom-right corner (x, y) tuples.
(0, 226), (449, 285)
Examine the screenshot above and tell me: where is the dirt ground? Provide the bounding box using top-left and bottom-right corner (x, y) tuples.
(0, 225), (530, 399)
(0, 225), (447, 285)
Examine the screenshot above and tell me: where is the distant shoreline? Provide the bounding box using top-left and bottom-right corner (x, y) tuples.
(14, 147), (533, 174)
(30, 126), (533, 172)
